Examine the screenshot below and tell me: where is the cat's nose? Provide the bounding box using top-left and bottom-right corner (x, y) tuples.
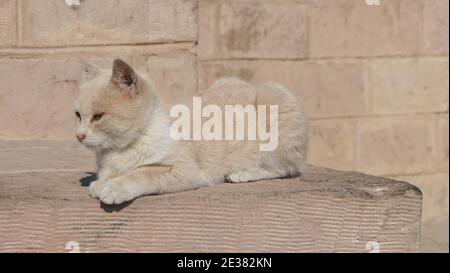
(76, 133), (86, 143)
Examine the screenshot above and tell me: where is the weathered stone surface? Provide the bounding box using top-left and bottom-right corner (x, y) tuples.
(309, 0), (422, 57)
(20, 0), (197, 46)
(391, 172), (448, 225)
(0, 58), (83, 139)
(0, 141), (421, 253)
(198, 1), (308, 59)
(420, 216), (449, 253)
(356, 116), (438, 176)
(198, 60), (368, 118)
(308, 119), (355, 171)
(198, 0), (217, 59)
(0, 140), (94, 173)
(390, 170), (449, 253)
(0, 0), (16, 47)
(423, 0), (449, 55)
(370, 57), (449, 114)
(146, 52), (198, 106)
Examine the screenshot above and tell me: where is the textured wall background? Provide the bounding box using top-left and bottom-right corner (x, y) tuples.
(197, 0), (449, 252)
(0, 0), (448, 251)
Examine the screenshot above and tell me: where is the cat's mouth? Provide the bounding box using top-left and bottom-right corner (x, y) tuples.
(81, 138), (102, 149)
(83, 142), (98, 147)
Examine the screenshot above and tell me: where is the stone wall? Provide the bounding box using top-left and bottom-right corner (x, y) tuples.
(0, 0), (448, 249)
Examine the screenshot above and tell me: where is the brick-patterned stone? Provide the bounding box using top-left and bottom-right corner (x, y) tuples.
(370, 57), (449, 114)
(0, 58), (83, 139)
(391, 172), (449, 225)
(308, 119), (355, 171)
(356, 116), (438, 176)
(424, 0), (449, 55)
(198, 1), (308, 59)
(198, 60), (368, 118)
(198, 0), (218, 59)
(0, 140), (94, 172)
(309, 0), (422, 57)
(0, 0), (16, 47)
(146, 52), (197, 106)
(20, 0), (197, 46)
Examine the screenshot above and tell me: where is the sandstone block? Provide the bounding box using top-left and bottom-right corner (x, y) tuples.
(424, 0), (449, 55)
(309, 0), (422, 57)
(308, 119), (355, 171)
(356, 116), (437, 176)
(198, 1), (308, 59)
(0, 58), (84, 139)
(20, 0), (197, 46)
(390, 172), (448, 225)
(198, 60), (368, 118)
(370, 57), (449, 114)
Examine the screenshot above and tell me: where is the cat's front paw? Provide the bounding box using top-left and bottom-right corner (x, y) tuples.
(99, 178), (137, 205)
(88, 180), (108, 199)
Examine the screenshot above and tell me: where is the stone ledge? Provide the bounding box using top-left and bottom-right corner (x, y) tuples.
(0, 141), (422, 252)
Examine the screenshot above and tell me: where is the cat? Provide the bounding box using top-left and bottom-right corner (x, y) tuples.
(74, 59), (308, 205)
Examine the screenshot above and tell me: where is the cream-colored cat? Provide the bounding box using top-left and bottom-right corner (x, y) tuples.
(74, 59), (308, 204)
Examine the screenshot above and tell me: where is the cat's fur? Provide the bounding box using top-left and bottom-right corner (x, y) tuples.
(74, 59), (308, 204)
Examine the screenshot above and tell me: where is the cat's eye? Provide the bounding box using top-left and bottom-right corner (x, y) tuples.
(75, 111), (81, 122)
(91, 112), (105, 122)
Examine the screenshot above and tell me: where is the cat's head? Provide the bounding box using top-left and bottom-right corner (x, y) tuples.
(74, 59), (153, 151)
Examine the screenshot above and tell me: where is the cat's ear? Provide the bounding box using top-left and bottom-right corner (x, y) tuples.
(111, 59), (139, 96)
(79, 58), (100, 82)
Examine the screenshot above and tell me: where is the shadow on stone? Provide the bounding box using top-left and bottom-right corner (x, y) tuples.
(79, 172), (97, 187)
(100, 200), (133, 212)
